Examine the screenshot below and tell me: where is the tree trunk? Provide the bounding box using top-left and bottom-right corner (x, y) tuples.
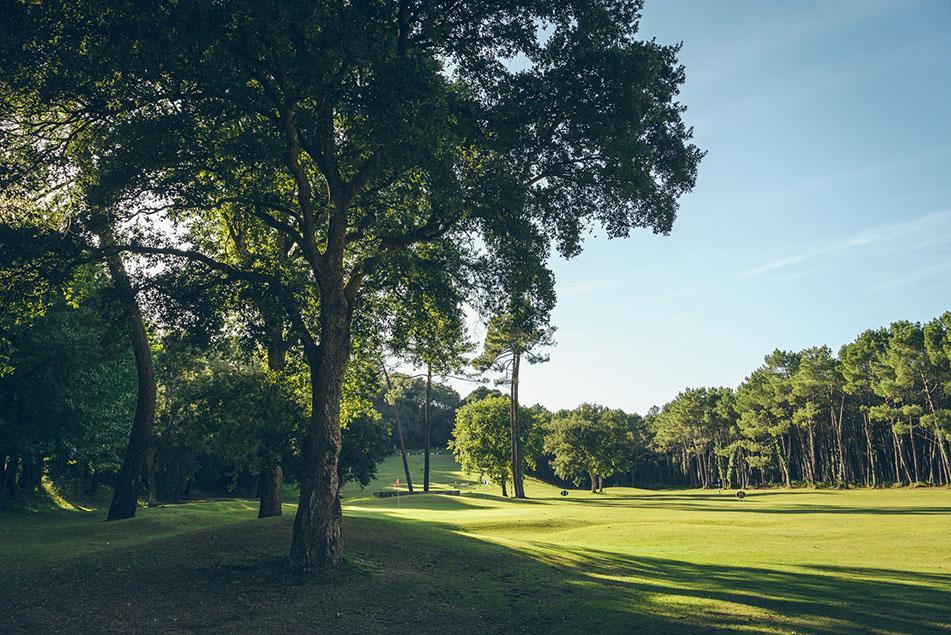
(895, 430), (913, 484)
(259, 456), (283, 518)
(382, 364), (413, 493)
(775, 441), (791, 487)
(510, 352), (525, 498)
(2, 456), (18, 499)
(20, 457), (43, 491)
(145, 447), (157, 507)
(908, 424), (919, 483)
(833, 395), (847, 486)
(863, 413), (876, 487)
(921, 377), (951, 485)
(500, 478), (507, 498)
(257, 327), (287, 517)
(102, 231), (157, 521)
(891, 428), (902, 484)
(289, 288), (349, 571)
(590, 472), (597, 493)
(725, 451), (735, 490)
(806, 425), (817, 486)
(423, 367), (431, 493)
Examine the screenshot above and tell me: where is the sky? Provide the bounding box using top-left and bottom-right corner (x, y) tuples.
(449, 0), (951, 414)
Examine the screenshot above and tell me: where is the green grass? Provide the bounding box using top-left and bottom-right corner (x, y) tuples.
(3, 455), (950, 633)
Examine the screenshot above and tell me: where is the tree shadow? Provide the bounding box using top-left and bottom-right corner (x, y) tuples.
(460, 492), (546, 505)
(351, 493), (485, 511)
(4, 510), (949, 634)
(523, 544), (950, 633)
(554, 495), (951, 515)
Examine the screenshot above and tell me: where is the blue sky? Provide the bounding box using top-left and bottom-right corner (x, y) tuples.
(453, 0), (951, 414)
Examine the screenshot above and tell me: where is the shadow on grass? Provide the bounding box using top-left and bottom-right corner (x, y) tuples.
(555, 495), (951, 515)
(4, 510), (949, 634)
(351, 493), (486, 512)
(350, 491), (547, 511)
(526, 543), (950, 633)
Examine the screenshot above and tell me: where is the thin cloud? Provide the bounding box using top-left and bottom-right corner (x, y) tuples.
(869, 261), (951, 292)
(745, 210), (951, 278)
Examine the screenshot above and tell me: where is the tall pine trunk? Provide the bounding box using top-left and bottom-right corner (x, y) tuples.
(921, 377), (951, 485)
(806, 425), (817, 486)
(863, 413), (876, 487)
(382, 365), (413, 492)
(833, 395), (847, 486)
(908, 424), (919, 483)
(423, 367), (431, 493)
(775, 440), (791, 487)
(258, 328), (287, 518)
(103, 232), (157, 522)
(510, 352), (526, 498)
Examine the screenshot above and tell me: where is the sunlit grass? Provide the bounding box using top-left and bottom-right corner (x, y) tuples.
(3, 454), (949, 633)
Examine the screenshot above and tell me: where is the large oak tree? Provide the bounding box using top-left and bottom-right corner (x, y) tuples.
(1, 0), (701, 569)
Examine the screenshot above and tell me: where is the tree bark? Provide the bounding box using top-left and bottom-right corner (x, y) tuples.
(145, 447), (157, 507)
(289, 287), (349, 571)
(382, 364), (413, 493)
(103, 232), (156, 522)
(423, 366), (431, 493)
(258, 456), (284, 518)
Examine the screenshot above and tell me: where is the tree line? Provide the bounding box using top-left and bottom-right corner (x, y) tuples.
(650, 315), (951, 489)
(445, 313), (950, 494)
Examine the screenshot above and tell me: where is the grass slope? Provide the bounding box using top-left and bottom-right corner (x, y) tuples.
(3, 454), (949, 633)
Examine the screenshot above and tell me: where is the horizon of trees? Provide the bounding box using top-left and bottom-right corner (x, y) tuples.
(488, 311), (951, 491)
(647, 313), (951, 489)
